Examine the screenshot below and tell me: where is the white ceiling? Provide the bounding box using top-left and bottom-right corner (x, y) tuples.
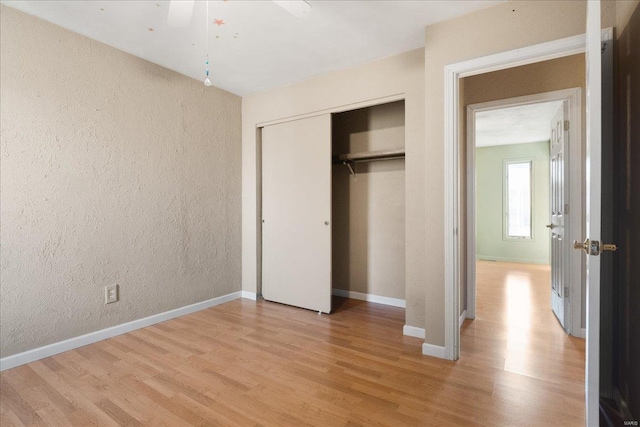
(475, 101), (564, 147)
(4, 0), (502, 96)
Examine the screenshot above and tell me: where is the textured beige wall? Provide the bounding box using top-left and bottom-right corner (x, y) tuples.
(615, 0), (640, 32)
(463, 55), (586, 107)
(0, 6), (242, 358)
(332, 101), (405, 300)
(423, 0), (587, 346)
(242, 49), (425, 328)
(602, 0), (640, 30)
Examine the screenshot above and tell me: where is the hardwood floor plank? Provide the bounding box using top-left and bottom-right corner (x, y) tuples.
(0, 379), (42, 426)
(96, 398), (142, 426)
(0, 405), (25, 427)
(34, 404), (73, 427)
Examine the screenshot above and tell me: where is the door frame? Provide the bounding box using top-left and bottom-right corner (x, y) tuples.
(443, 32), (586, 362)
(465, 88), (583, 338)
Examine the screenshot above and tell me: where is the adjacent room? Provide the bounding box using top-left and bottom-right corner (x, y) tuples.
(1, 1), (638, 426)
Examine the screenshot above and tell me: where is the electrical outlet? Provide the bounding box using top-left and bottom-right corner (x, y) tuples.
(105, 285), (118, 304)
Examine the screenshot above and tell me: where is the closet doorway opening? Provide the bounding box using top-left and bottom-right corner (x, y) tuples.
(259, 98), (406, 316)
(331, 100), (406, 312)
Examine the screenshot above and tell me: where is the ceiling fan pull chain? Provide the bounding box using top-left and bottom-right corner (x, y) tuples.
(204, 1), (212, 87)
(204, 56), (212, 87)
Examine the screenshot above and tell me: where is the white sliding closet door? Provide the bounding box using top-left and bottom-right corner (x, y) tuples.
(262, 114), (332, 313)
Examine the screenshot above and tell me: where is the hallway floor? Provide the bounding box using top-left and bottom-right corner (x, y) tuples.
(460, 260), (585, 424)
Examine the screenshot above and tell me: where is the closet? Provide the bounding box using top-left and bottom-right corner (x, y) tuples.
(261, 101), (406, 313)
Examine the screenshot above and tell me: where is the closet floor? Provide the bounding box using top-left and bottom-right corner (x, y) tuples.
(1, 265), (584, 426)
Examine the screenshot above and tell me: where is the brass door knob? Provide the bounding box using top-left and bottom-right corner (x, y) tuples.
(573, 238), (589, 252)
(573, 238), (617, 255)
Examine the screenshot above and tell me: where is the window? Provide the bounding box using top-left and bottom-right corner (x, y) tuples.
(504, 160), (533, 239)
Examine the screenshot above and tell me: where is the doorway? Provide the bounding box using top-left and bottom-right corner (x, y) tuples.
(465, 89), (584, 338)
(457, 83), (587, 425)
(443, 20), (613, 425)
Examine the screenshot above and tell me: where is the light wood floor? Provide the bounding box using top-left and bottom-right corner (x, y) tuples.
(1, 261), (585, 426)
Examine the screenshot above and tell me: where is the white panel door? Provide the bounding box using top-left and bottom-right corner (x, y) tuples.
(584, 1), (603, 424)
(549, 102), (569, 329)
(262, 114), (332, 313)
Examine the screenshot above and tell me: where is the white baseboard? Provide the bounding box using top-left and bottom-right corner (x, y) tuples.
(459, 310), (467, 329)
(0, 291), (242, 372)
(403, 325), (425, 339)
(332, 288), (405, 308)
(241, 291), (258, 301)
(422, 342), (447, 359)
(405, 327), (448, 359)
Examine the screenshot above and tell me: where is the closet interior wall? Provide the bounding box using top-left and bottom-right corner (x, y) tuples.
(332, 101), (406, 301)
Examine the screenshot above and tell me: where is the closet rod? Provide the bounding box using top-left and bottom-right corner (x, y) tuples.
(332, 149), (405, 164)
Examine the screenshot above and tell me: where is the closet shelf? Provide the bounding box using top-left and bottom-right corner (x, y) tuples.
(332, 149), (405, 165)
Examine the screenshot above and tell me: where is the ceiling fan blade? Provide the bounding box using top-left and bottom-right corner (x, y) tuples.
(168, 0), (195, 27)
(273, 0), (312, 18)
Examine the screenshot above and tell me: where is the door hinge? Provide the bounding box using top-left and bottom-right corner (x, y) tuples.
(564, 120), (570, 131)
(564, 286), (569, 298)
(565, 204), (569, 214)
